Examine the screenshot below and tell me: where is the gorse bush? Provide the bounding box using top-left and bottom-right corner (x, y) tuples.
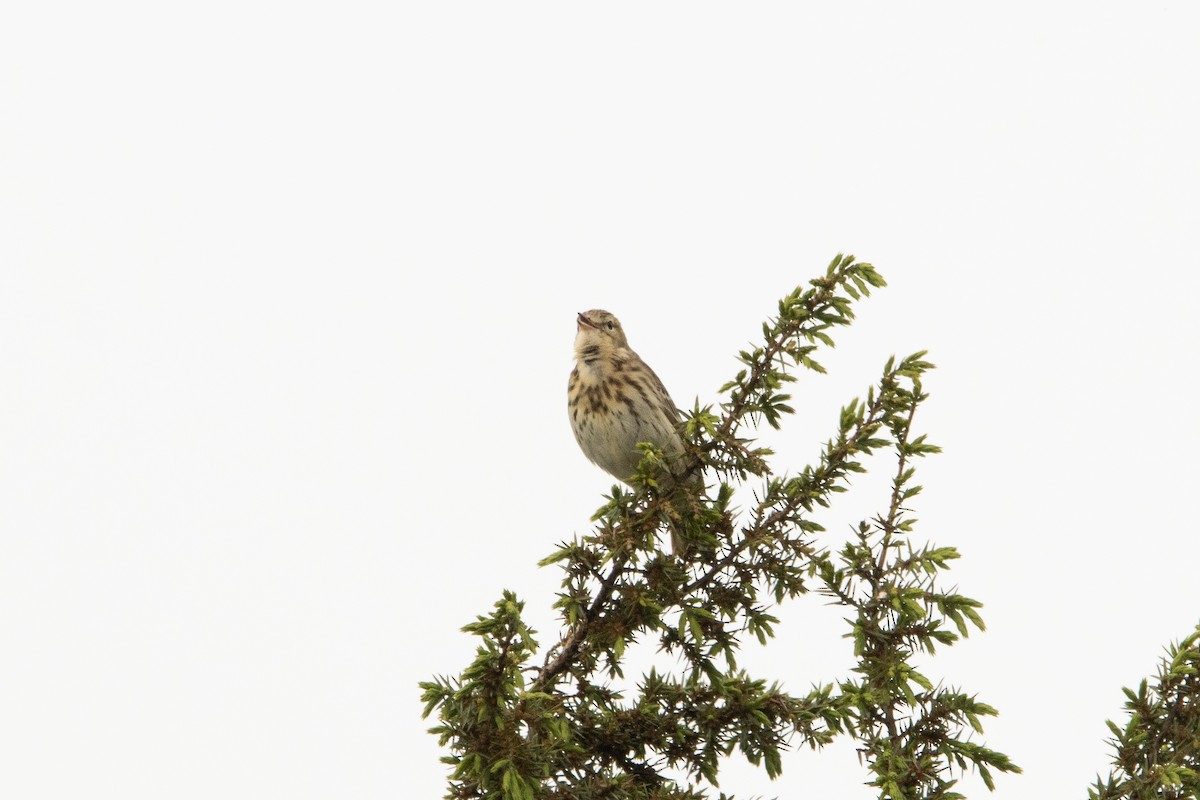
(1091, 624), (1200, 800)
(422, 256), (1197, 800)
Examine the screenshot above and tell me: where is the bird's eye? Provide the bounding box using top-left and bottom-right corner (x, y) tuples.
(606, 322), (615, 330)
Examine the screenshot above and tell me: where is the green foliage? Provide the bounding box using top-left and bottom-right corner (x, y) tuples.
(815, 362), (1018, 800)
(422, 255), (1019, 798)
(1090, 623), (1200, 800)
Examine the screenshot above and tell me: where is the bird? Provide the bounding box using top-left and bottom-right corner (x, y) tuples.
(567, 309), (695, 553)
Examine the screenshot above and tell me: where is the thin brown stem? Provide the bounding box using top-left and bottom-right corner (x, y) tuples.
(874, 395), (919, 580)
(683, 395), (889, 596)
(534, 553), (628, 692)
(716, 276), (843, 440)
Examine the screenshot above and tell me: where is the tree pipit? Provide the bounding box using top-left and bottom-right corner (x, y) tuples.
(568, 310), (695, 553)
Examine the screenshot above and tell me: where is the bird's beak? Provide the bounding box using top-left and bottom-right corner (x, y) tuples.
(577, 312), (597, 330)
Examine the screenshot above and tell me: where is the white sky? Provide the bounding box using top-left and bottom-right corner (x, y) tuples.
(2, 3), (1199, 798)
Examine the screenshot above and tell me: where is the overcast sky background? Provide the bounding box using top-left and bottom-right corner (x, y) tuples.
(3, 3), (1199, 798)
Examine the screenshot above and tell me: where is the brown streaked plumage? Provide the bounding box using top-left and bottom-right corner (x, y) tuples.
(568, 310), (694, 552)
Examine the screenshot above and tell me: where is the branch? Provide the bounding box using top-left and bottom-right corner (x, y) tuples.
(534, 554), (628, 692)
